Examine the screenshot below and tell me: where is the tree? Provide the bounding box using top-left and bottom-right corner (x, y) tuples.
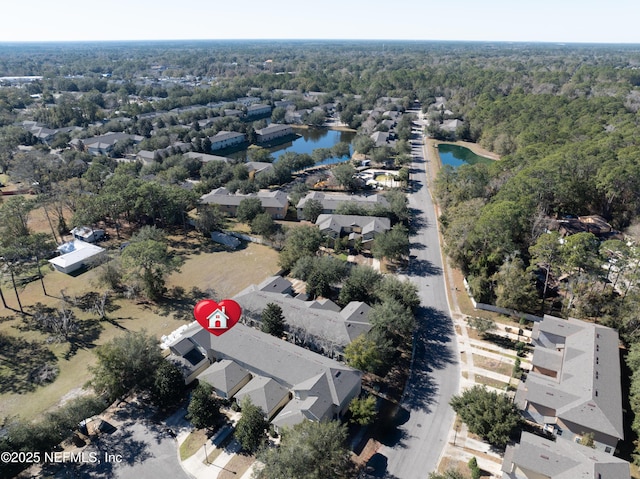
(26, 232), (56, 296)
(255, 420), (352, 479)
(338, 265), (382, 305)
(466, 316), (496, 338)
(579, 432), (596, 448)
(90, 330), (163, 402)
(397, 166), (410, 185)
(333, 162), (358, 191)
(120, 228), (181, 301)
(450, 385), (521, 449)
(271, 107), (286, 123)
(29, 303), (78, 342)
(375, 275), (420, 312)
(348, 395), (377, 425)
(353, 135), (375, 155)
(382, 189), (410, 223)
(369, 300), (414, 343)
(468, 457), (481, 479)
(196, 205), (226, 236)
(558, 232), (601, 313)
(371, 224), (409, 262)
(302, 199), (323, 223)
(528, 231), (562, 313)
(150, 360), (186, 410)
(279, 225), (324, 271)
(0, 196), (35, 237)
(331, 142), (351, 159)
(343, 334), (385, 374)
(236, 197), (264, 223)
(494, 256), (540, 314)
(291, 255), (348, 299)
(186, 383), (223, 430)
(248, 147), (274, 163)
(306, 109), (326, 127)
(261, 303), (286, 338)
(235, 397), (268, 453)
(251, 212), (276, 237)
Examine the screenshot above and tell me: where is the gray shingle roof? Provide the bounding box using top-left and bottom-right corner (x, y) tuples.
(234, 375), (290, 419)
(256, 275), (293, 294)
(315, 214), (391, 236)
(296, 191), (390, 212)
(200, 187), (288, 209)
(199, 359), (251, 398)
(245, 161), (274, 175)
(184, 152), (231, 163)
(82, 132), (143, 148)
(255, 124), (292, 135)
(174, 322), (360, 406)
(502, 432), (630, 478)
(210, 130), (244, 142)
(234, 286), (372, 348)
(523, 316), (624, 440)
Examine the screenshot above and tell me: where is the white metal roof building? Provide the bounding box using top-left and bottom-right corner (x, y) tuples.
(48, 240), (105, 274)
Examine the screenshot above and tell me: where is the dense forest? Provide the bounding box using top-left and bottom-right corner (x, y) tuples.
(3, 40), (640, 462)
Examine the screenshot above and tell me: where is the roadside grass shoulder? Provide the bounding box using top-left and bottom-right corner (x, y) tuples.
(179, 428), (209, 460)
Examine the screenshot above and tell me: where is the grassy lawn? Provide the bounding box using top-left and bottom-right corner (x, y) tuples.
(218, 453), (255, 479)
(180, 429), (209, 460)
(473, 344), (519, 360)
(375, 174), (395, 181)
(225, 219), (251, 234)
(0, 236), (280, 421)
(474, 375), (509, 390)
(472, 354), (513, 377)
(437, 457), (472, 478)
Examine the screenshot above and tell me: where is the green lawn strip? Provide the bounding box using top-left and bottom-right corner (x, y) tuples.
(474, 374), (509, 390)
(179, 428), (209, 460)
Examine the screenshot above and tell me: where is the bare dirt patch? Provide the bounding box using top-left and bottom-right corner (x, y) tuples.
(437, 456), (473, 478)
(472, 354), (513, 377)
(218, 453), (255, 479)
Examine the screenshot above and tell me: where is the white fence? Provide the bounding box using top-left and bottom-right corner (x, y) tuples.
(226, 231), (280, 249)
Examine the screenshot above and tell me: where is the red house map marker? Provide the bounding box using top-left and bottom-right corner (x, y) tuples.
(193, 299), (242, 336)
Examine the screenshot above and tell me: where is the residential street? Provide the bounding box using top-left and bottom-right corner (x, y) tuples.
(379, 112), (460, 479)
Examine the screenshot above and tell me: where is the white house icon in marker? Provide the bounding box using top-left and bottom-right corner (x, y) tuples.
(207, 307), (228, 329)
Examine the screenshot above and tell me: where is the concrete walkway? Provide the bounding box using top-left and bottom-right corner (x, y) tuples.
(173, 410), (257, 479)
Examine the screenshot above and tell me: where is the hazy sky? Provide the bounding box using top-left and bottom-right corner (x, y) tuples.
(2, 0), (639, 43)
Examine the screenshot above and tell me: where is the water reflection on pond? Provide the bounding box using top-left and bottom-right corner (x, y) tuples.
(231, 128), (356, 165)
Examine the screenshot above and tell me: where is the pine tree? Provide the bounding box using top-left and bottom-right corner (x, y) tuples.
(261, 303), (285, 338)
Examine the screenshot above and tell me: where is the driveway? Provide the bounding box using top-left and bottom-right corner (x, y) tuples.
(378, 111), (460, 479)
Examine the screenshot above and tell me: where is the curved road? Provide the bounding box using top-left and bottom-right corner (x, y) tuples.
(379, 112), (460, 479)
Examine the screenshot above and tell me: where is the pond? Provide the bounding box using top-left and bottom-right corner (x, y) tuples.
(437, 143), (493, 168)
(231, 128), (356, 166)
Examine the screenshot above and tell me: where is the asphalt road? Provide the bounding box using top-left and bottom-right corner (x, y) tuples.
(378, 114), (460, 479)
(45, 408), (190, 479)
